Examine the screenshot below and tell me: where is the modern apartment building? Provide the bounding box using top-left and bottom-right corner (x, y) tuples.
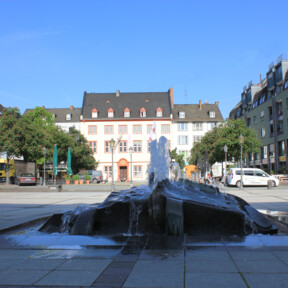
(172, 101), (224, 163)
(229, 54), (288, 173)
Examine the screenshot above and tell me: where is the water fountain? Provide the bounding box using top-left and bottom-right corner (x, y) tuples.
(40, 136), (277, 237)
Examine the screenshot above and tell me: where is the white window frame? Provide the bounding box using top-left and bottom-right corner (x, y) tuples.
(179, 111), (185, 118)
(178, 135), (188, 145)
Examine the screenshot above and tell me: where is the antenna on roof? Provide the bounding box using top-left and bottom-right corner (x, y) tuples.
(184, 87), (188, 104)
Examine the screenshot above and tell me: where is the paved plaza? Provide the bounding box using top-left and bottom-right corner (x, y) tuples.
(0, 183), (288, 287)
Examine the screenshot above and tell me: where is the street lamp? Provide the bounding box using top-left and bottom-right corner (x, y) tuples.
(129, 146), (133, 188)
(43, 147), (46, 186)
(224, 144), (228, 181)
(110, 138), (116, 192)
(239, 134), (244, 189)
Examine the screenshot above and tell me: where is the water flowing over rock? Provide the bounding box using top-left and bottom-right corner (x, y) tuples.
(39, 137), (277, 236)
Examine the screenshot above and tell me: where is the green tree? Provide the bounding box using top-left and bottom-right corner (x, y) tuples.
(0, 108), (22, 183)
(67, 127), (98, 173)
(170, 148), (186, 169)
(189, 119), (262, 165)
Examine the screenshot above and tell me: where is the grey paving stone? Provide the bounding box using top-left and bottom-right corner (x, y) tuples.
(186, 249), (231, 261)
(186, 272), (246, 288)
(244, 273), (288, 288)
(139, 249), (184, 260)
(0, 269), (50, 285)
(132, 259), (184, 273)
(124, 271), (184, 288)
(235, 260), (288, 273)
(57, 258), (111, 271)
(72, 248), (121, 259)
(0, 258), (23, 270)
(186, 259), (238, 273)
(229, 250), (279, 262)
(10, 258), (66, 270)
(0, 249), (38, 259)
(35, 270), (101, 286)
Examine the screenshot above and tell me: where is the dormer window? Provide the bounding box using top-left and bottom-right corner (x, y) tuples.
(140, 107), (146, 118)
(91, 108), (98, 118)
(179, 111), (185, 118)
(156, 107), (163, 117)
(124, 107), (130, 118)
(209, 111), (215, 118)
(53, 114), (57, 118)
(66, 114), (71, 120)
(108, 108), (114, 118)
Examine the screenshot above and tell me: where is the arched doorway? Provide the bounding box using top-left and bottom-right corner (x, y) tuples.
(118, 158), (129, 181)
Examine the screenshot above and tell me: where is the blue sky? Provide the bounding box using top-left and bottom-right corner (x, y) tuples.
(1, 0), (288, 119)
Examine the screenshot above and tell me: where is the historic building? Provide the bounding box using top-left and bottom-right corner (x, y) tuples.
(80, 89), (173, 181)
(229, 55), (288, 173)
(172, 101), (224, 164)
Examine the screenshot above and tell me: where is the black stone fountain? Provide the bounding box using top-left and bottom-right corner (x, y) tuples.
(39, 137), (278, 237)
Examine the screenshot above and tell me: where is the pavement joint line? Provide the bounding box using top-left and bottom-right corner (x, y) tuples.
(225, 246), (250, 288)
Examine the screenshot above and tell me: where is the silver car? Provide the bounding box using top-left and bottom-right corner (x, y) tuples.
(17, 173), (37, 186)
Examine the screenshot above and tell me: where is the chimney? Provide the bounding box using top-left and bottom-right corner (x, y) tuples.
(199, 100), (202, 110)
(70, 105), (74, 110)
(42, 106), (45, 109)
(215, 101), (219, 105)
(116, 90), (120, 97)
(169, 87), (174, 108)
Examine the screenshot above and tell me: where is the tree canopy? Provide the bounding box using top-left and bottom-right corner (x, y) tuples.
(189, 119), (262, 165)
(0, 107), (98, 181)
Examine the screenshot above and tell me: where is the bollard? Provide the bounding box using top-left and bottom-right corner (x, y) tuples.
(267, 180), (272, 189)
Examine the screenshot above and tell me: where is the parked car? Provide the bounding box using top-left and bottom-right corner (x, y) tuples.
(16, 173), (37, 186)
(87, 170), (105, 183)
(227, 168), (280, 188)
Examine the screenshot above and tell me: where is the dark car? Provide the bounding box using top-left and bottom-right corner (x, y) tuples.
(17, 173), (37, 186)
(87, 170), (105, 183)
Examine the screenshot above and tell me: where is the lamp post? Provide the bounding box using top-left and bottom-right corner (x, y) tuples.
(43, 147), (46, 186)
(239, 134), (244, 189)
(224, 144), (228, 181)
(129, 146), (133, 188)
(110, 138), (116, 192)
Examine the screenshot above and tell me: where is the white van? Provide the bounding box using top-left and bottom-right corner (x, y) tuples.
(227, 168), (280, 188)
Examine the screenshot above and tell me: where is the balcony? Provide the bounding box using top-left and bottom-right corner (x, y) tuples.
(267, 77), (275, 91)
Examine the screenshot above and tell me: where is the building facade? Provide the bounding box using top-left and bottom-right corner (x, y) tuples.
(229, 55), (288, 173)
(172, 101), (224, 163)
(80, 89), (173, 181)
